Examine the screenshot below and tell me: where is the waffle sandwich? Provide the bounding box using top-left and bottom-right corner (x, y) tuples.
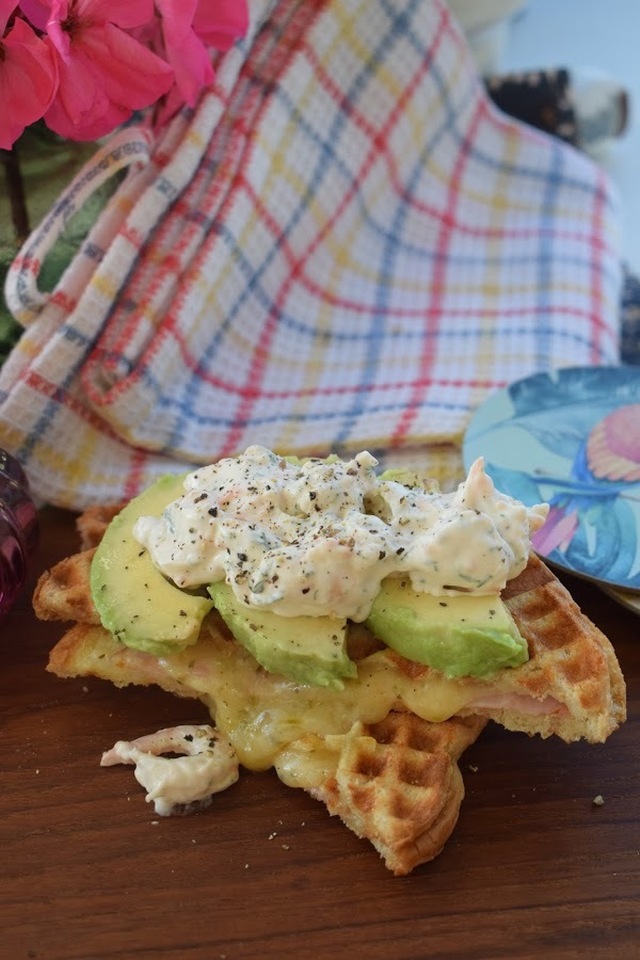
(34, 494), (625, 874)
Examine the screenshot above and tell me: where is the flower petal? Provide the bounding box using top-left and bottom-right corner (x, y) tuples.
(0, 17), (58, 147)
(192, 0), (249, 47)
(75, 0), (155, 30)
(17, 0), (52, 31)
(155, 0), (199, 43)
(83, 23), (174, 108)
(44, 20), (173, 140)
(1, 1), (19, 36)
(46, 0), (72, 60)
(46, 93), (129, 140)
(44, 43), (107, 135)
(163, 27), (213, 107)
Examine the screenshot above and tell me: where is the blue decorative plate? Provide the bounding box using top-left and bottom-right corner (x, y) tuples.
(463, 366), (640, 593)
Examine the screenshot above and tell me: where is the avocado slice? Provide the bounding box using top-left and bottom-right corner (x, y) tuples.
(208, 581), (356, 690)
(365, 577), (528, 678)
(379, 467), (438, 490)
(90, 474), (213, 655)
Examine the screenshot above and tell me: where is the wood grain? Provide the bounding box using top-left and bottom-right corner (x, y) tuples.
(1, 507), (639, 960)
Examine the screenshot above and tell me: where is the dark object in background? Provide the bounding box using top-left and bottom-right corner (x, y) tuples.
(0, 449), (39, 617)
(485, 67), (629, 150)
(620, 268), (640, 367)
(486, 67), (578, 144)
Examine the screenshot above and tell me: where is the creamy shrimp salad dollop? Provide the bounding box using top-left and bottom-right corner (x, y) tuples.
(101, 725), (238, 816)
(133, 445), (548, 621)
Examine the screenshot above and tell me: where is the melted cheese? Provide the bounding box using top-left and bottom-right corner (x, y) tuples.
(274, 733), (346, 791)
(154, 622), (480, 770)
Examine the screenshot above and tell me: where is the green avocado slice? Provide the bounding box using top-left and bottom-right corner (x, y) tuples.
(90, 474), (213, 655)
(208, 580), (355, 690)
(365, 576), (528, 678)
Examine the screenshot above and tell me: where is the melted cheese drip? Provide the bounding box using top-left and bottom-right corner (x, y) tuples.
(154, 622), (479, 770)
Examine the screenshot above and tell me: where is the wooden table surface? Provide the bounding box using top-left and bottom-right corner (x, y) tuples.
(2, 507), (639, 960)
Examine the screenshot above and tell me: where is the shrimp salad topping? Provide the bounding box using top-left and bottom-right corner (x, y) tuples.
(133, 445), (548, 622)
(101, 725), (239, 816)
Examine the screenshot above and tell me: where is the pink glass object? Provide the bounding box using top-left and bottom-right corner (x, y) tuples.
(0, 450), (39, 615)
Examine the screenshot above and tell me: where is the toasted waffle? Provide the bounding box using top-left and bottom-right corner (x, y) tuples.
(479, 554), (626, 742)
(76, 504), (123, 550)
(275, 712), (486, 875)
(33, 549), (100, 625)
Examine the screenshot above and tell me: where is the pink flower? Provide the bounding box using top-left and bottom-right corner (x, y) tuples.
(42, 0), (174, 141)
(3, 0), (249, 147)
(155, 0), (248, 109)
(0, 2), (58, 148)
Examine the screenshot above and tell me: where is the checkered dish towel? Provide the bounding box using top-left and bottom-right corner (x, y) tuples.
(0, 0), (622, 509)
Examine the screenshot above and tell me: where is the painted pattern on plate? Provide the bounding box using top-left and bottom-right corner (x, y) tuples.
(463, 367), (640, 592)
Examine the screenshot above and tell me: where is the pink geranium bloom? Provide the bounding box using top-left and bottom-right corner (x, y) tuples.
(0, 2), (58, 148)
(42, 0), (174, 141)
(155, 0), (248, 108)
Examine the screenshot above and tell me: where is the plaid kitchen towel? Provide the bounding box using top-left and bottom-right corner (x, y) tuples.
(0, 0), (623, 509)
